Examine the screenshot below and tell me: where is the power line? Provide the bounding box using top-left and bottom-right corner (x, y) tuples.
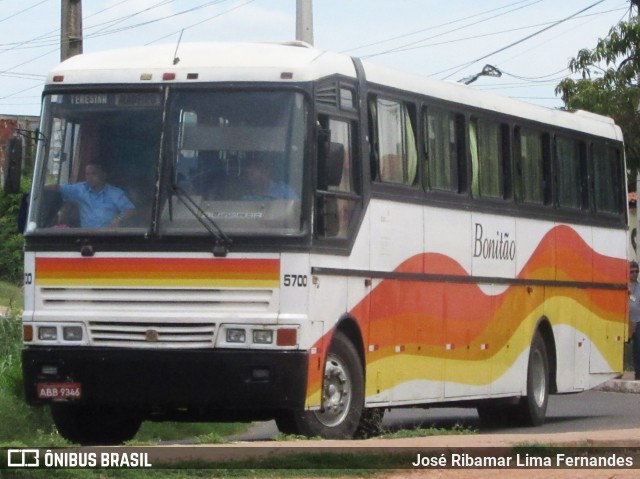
(367, 7), (625, 57)
(144, 0), (258, 45)
(0, 0), (257, 105)
(436, 0), (607, 80)
(0, 0), (50, 26)
(342, 0), (539, 55)
(361, 0), (545, 59)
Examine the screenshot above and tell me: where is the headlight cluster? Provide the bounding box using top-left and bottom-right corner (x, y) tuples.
(24, 325), (83, 343)
(225, 327), (296, 346)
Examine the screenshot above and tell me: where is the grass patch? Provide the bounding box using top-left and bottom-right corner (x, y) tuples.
(133, 422), (249, 445)
(0, 280), (22, 311)
(379, 423), (476, 439)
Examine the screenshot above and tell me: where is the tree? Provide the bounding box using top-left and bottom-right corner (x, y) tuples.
(556, 13), (640, 174)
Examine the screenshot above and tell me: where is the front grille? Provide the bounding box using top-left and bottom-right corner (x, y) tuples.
(89, 320), (216, 348)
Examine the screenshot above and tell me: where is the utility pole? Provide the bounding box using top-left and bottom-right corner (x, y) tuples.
(296, 0), (313, 45)
(61, 0), (83, 61)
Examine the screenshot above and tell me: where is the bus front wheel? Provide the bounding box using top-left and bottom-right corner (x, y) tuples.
(275, 331), (364, 439)
(51, 404), (142, 445)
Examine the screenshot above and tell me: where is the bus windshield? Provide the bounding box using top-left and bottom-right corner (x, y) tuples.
(160, 90), (306, 237)
(26, 89), (307, 237)
(27, 91), (164, 232)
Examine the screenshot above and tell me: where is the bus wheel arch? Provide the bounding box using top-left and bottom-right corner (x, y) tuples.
(274, 316), (380, 439)
(274, 327), (364, 438)
(333, 315), (383, 437)
(334, 314), (365, 368)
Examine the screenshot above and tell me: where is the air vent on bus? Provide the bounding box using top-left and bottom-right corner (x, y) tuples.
(316, 83), (339, 107)
(39, 287), (273, 312)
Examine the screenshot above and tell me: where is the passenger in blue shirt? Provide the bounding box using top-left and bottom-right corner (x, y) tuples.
(48, 163), (136, 228)
(243, 159), (298, 200)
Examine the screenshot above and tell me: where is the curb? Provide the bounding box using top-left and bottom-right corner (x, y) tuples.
(595, 378), (640, 394)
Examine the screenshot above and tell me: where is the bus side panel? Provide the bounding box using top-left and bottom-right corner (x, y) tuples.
(367, 200), (423, 403)
(589, 226), (627, 377)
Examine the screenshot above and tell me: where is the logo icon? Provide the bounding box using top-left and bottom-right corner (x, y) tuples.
(7, 449), (40, 468)
(145, 329), (159, 342)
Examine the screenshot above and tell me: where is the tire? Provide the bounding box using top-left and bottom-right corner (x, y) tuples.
(275, 331), (364, 439)
(477, 332), (549, 428)
(515, 332), (549, 426)
(51, 404), (142, 445)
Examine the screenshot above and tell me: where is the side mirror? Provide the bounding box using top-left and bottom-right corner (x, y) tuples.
(2, 136), (23, 194)
(317, 128), (344, 189)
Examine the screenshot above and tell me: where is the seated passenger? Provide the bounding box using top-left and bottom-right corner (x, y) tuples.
(243, 158), (298, 200)
(47, 163), (136, 228)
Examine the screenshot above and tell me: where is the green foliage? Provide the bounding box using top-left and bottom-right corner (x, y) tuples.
(555, 17), (640, 173)
(0, 280), (23, 312)
(0, 179), (28, 283)
(0, 312), (61, 445)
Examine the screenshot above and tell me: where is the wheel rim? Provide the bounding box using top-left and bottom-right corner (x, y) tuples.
(314, 353), (352, 427)
(530, 348), (547, 408)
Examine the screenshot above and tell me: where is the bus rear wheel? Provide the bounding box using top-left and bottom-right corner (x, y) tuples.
(477, 332), (549, 428)
(275, 331), (364, 439)
(51, 404), (142, 445)
(515, 331), (549, 426)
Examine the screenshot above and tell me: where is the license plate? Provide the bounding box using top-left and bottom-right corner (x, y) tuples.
(36, 382), (82, 400)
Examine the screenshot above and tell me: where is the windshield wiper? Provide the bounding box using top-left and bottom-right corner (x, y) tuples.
(171, 184), (232, 257)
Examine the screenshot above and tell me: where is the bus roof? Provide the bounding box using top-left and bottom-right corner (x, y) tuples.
(47, 41), (357, 85)
(46, 41), (622, 142)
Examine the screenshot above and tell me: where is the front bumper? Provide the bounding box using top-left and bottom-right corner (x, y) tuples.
(23, 346), (308, 412)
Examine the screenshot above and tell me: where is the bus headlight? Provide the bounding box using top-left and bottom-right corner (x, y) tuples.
(63, 326), (83, 341)
(38, 326), (57, 340)
(226, 328), (246, 343)
(252, 329), (273, 344)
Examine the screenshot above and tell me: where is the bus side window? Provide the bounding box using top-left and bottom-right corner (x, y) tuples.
(514, 127), (545, 205)
(555, 136), (584, 209)
(423, 107), (459, 192)
(370, 97), (417, 186)
(469, 117), (506, 199)
(592, 143), (623, 214)
(316, 117), (358, 239)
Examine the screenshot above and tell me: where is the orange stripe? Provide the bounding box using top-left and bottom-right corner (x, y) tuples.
(36, 257), (279, 285)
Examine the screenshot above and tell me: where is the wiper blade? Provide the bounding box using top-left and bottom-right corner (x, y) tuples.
(172, 184), (232, 257)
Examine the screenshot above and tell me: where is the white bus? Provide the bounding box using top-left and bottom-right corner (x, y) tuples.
(14, 41), (628, 444)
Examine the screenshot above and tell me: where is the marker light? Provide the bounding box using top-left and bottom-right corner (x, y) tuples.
(140, 73), (153, 81)
(162, 72), (176, 81)
(23, 325), (33, 342)
(276, 328), (297, 346)
(52, 75), (64, 82)
(38, 326), (57, 341)
(226, 328), (246, 343)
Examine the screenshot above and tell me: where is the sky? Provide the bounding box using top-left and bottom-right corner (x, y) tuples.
(0, 0), (633, 117)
